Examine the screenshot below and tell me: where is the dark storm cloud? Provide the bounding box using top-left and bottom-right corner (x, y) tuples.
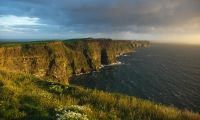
(1, 0), (200, 34)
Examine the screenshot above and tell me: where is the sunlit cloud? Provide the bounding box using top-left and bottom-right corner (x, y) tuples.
(155, 34), (200, 45)
(0, 15), (40, 26)
(0, 0), (199, 44)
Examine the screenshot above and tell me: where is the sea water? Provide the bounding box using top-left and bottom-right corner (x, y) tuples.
(69, 44), (200, 112)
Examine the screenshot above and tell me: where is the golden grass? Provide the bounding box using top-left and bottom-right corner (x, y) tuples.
(0, 70), (199, 120)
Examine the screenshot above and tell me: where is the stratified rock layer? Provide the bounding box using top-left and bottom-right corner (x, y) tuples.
(0, 38), (151, 84)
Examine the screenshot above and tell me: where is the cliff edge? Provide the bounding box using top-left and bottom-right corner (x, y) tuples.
(0, 38), (152, 84)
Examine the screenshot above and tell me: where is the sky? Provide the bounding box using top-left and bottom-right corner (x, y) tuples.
(0, 0), (200, 44)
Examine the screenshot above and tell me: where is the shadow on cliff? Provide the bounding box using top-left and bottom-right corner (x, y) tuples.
(101, 48), (109, 64)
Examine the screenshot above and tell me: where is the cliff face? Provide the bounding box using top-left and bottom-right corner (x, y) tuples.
(0, 38), (151, 84)
(0, 41), (69, 83)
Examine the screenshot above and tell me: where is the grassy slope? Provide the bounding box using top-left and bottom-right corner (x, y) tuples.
(0, 70), (200, 120)
(0, 40), (58, 47)
(62, 38), (88, 43)
(0, 38), (89, 47)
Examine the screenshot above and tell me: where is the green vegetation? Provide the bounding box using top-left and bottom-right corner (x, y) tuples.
(0, 37), (112, 47)
(0, 70), (200, 120)
(0, 40), (58, 47)
(63, 38), (89, 43)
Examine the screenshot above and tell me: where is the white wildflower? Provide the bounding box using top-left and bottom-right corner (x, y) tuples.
(55, 105), (90, 120)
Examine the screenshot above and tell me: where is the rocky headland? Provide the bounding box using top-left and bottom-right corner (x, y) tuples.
(0, 38), (151, 84)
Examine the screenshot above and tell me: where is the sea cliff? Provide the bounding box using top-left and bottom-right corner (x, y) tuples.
(0, 38), (151, 84)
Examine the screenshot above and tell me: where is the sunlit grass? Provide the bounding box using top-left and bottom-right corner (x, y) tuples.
(0, 70), (200, 120)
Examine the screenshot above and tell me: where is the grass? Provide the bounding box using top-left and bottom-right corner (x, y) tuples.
(0, 40), (58, 47)
(62, 37), (112, 43)
(62, 38), (89, 43)
(0, 70), (200, 120)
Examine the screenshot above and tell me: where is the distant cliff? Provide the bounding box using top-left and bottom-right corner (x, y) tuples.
(0, 38), (151, 84)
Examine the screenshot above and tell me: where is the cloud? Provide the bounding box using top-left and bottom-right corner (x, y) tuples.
(0, 0), (200, 41)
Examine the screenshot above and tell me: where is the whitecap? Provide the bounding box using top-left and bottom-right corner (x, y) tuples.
(124, 55), (130, 56)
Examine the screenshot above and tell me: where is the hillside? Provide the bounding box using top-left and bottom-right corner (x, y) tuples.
(0, 70), (200, 120)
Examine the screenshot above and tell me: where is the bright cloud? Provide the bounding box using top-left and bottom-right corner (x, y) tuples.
(0, 0), (200, 44)
(0, 15), (40, 26)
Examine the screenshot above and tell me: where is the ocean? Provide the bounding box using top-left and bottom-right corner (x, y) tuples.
(69, 43), (200, 113)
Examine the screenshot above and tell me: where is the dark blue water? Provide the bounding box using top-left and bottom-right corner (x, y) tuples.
(69, 44), (200, 112)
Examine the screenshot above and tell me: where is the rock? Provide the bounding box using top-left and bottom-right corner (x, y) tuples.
(0, 38), (152, 84)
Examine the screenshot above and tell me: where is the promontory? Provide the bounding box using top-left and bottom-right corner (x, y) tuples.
(0, 38), (151, 84)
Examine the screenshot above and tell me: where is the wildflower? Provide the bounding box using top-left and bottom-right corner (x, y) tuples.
(55, 105), (90, 120)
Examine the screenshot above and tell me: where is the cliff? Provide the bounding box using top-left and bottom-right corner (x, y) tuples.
(0, 38), (151, 84)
